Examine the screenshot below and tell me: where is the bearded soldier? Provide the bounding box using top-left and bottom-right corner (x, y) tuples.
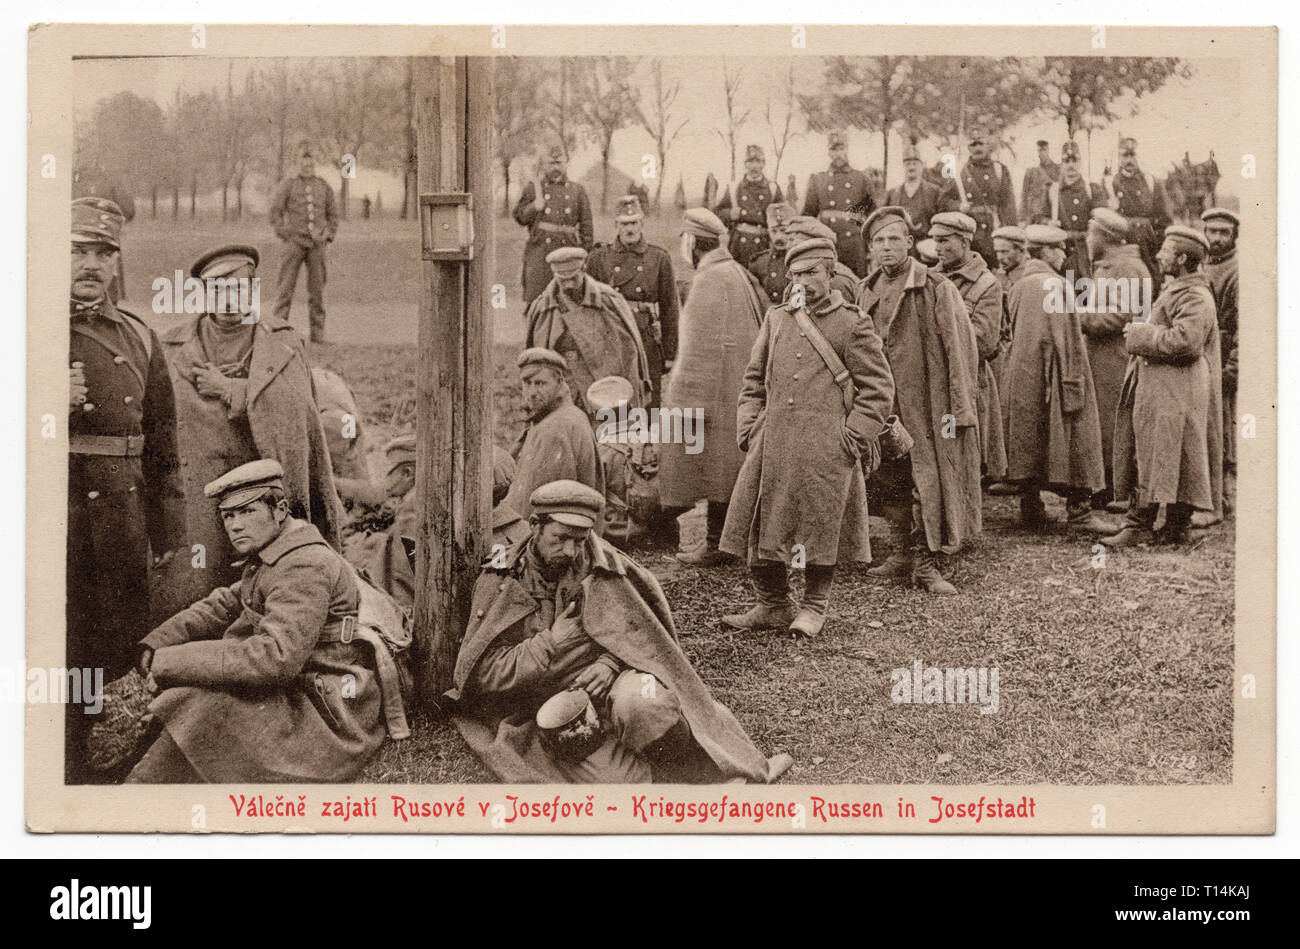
(1020, 140), (1060, 225)
(514, 144), (594, 307)
(1103, 137), (1172, 292)
(747, 201), (796, 304)
(1041, 141), (1097, 279)
(886, 142), (949, 243)
(586, 195), (680, 406)
(714, 144), (784, 268)
(1200, 207), (1239, 520)
(803, 130), (876, 277)
(943, 125), (1018, 270)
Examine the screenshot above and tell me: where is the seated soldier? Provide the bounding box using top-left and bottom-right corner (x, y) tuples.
(313, 365), (382, 511)
(125, 459), (407, 783)
(447, 479), (792, 784)
(346, 434), (418, 609)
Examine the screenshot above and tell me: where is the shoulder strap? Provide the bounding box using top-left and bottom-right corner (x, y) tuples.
(117, 308), (153, 360)
(791, 307), (854, 414)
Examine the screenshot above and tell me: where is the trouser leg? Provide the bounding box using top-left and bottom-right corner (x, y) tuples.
(274, 241), (305, 321)
(720, 560), (794, 629)
(306, 244), (327, 338)
(126, 729), (202, 784)
(705, 501), (728, 549)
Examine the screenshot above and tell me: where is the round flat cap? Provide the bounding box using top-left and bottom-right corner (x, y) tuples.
(1118, 137), (1138, 151)
(72, 197), (125, 249)
(902, 144), (922, 162)
(1201, 207), (1240, 227)
(190, 243), (260, 280)
(1088, 208), (1130, 242)
(517, 347), (568, 373)
(785, 237), (837, 273)
(785, 215), (837, 244)
(204, 458), (285, 509)
(682, 207), (727, 239)
(530, 479), (604, 529)
(545, 246), (587, 269)
(586, 375), (634, 414)
(745, 144), (765, 161)
(863, 205), (913, 240)
(915, 238), (939, 265)
(991, 225), (1028, 246)
(1036, 139), (1049, 148)
(929, 212), (977, 239)
(1025, 224), (1069, 247)
(1163, 224), (1210, 253)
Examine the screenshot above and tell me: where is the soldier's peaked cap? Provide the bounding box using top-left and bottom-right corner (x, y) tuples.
(517, 347), (569, 373)
(205, 458), (286, 509)
(614, 195), (643, 222)
(1163, 224), (1210, 253)
(745, 144), (765, 161)
(1025, 224), (1069, 247)
(1061, 140), (1081, 161)
(915, 238), (940, 265)
(785, 237), (837, 273)
(992, 225), (1028, 246)
(682, 207), (727, 239)
(72, 197), (125, 249)
(586, 375), (635, 414)
(785, 215), (837, 244)
(863, 205), (913, 239)
(765, 202), (796, 228)
(1201, 207), (1240, 228)
(545, 246), (587, 269)
(190, 244), (261, 280)
(929, 212), (977, 239)
(530, 479), (604, 529)
(1088, 208), (1130, 242)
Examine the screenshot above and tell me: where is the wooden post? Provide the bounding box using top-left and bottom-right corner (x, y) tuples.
(413, 56), (495, 705)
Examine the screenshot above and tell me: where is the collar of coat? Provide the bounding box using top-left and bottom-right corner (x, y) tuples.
(613, 238), (647, 256)
(1098, 243), (1145, 266)
(1016, 257), (1058, 282)
(162, 314), (303, 403)
(539, 274), (606, 311)
(1160, 271), (1212, 296)
(858, 256), (931, 308)
(1207, 246), (1238, 267)
(944, 251), (989, 284)
(490, 530), (628, 579)
(253, 517), (327, 565)
(491, 501), (524, 531)
(697, 246), (734, 270)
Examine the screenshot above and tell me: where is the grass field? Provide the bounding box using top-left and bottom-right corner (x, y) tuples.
(119, 211), (1234, 785)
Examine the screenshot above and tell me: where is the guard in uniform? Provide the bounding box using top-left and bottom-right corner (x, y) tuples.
(269, 141), (338, 343)
(1103, 137), (1172, 292)
(714, 144), (783, 268)
(68, 197), (185, 781)
(802, 130), (876, 278)
(885, 143), (948, 243)
(943, 125), (1018, 270)
(513, 143), (594, 307)
(782, 216), (860, 302)
(1042, 140), (1097, 279)
(1019, 140), (1060, 225)
(586, 195), (680, 406)
(746, 201), (796, 304)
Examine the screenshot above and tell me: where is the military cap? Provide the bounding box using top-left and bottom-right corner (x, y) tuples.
(204, 458), (286, 510)
(785, 215), (837, 244)
(1025, 224), (1069, 248)
(517, 347), (569, 374)
(902, 144), (923, 163)
(785, 237), (838, 274)
(544, 142), (566, 161)
(529, 479), (604, 529)
(1088, 208), (1130, 243)
(383, 434), (417, 474)
(586, 375), (634, 414)
(545, 246), (588, 272)
(1061, 140), (1081, 162)
(827, 130), (848, 149)
(71, 197), (125, 249)
(863, 205), (913, 240)
(1118, 137), (1138, 153)
(1163, 224), (1210, 254)
(614, 194), (643, 222)
(1036, 139), (1049, 149)
(682, 207), (727, 239)
(915, 238), (940, 266)
(991, 225), (1028, 247)
(1201, 207), (1240, 228)
(929, 211), (977, 239)
(189, 243), (260, 280)
(745, 144), (765, 162)
(765, 201), (795, 229)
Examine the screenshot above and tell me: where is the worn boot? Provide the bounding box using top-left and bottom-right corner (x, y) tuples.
(912, 547), (957, 595)
(1019, 488), (1048, 528)
(790, 564), (834, 636)
(721, 562), (796, 630)
(676, 501), (736, 566)
(870, 506), (914, 578)
(1066, 493), (1120, 534)
(867, 549), (913, 579)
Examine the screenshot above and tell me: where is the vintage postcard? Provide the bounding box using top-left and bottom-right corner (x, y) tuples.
(25, 23), (1275, 833)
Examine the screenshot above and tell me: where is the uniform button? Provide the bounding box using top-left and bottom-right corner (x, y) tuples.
(983, 174), (990, 181)
(614, 266), (621, 272)
(740, 237), (747, 243)
(123, 396), (133, 404)
(787, 397), (794, 405)
(636, 266), (643, 272)
(796, 352), (803, 359)
(476, 609), (485, 618)
(83, 403), (95, 412)
(565, 208), (571, 214)
(498, 582), (506, 591)
(829, 201), (837, 207)
(87, 491), (99, 500)
(128, 485), (136, 493)
(1072, 198), (1079, 205)
(113, 355), (126, 365)
(799, 332), (806, 338)
(828, 184), (835, 191)
(546, 238), (553, 244)
(635, 287), (642, 292)
(792, 373), (799, 380)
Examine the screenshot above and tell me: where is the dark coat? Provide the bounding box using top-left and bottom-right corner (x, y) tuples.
(715, 177), (783, 267)
(503, 396), (603, 519)
(513, 178), (594, 305)
(1204, 248), (1238, 475)
(941, 159), (1017, 262)
(886, 178), (950, 241)
(144, 519), (387, 782)
(803, 167), (876, 276)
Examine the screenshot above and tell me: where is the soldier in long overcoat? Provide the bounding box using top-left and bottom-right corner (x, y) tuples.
(1201, 207), (1239, 519)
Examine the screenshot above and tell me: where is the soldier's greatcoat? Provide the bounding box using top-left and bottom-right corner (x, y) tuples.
(1204, 247), (1238, 482)
(886, 178), (950, 242)
(513, 178), (594, 305)
(1110, 169), (1172, 286)
(1021, 158), (1060, 224)
(803, 167), (876, 276)
(747, 248), (789, 304)
(714, 176), (783, 267)
(502, 395), (603, 521)
(1043, 176), (1098, 279)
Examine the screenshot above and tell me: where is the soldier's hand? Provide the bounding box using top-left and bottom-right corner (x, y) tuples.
(192, 363), (231, 401)
(152, 548), (178, 569)
(959, 202), (972, 214)
(550, 600), (583, 644)
(571, 661), (616, 702)
(137, 646), (154, 676)
(840, 422), (863, 461)
(69, 362), (88, 409)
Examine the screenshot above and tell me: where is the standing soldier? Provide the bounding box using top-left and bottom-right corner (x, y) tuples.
(714, 144), (783, 268)
(514, 143), (594, 307)
(803, 130), (876, 278)
(886, 142), (948, 243)
(67, 197), (185, 781)
(985, 225), (1030, 496)
(1105, 226), (1222, 546)
(1082, 209), (1151, 511)
(943, 125), (1018, 270)
(269, 141), (338, 344)
(1041, 141), (1097, 279)
(782, 216), (860, 301)
(1019, 140), (1060, 225)
(929, 212), (1009, 484)
(1200, 207), (1239, 518)
(586, 195), (680, 407)
(1003, 225), (1110, 533)
(747, 201), (796, 304)
(720, 237), (894, 636)
(1102, 137), (1172, 291)
(72, 168), (136, 303)
(856, 207), (983, 595)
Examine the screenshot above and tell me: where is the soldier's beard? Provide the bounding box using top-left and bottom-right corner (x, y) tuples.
(830, 157), (848, 171)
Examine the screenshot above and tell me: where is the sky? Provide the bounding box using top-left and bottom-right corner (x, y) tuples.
(73, 54), (1242, 206)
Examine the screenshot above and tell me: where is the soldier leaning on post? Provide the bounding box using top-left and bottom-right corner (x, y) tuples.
(1199, 207), (1239, 521)
(803, 130), (876, 278)
(713, 144), (783, 269)
(67, 197), (186, 783)
(514, 143), (594, 308)
(586, 195), (680, 407)
(269, 141), (338, 344)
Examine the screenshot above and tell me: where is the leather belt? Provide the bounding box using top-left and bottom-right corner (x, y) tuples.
(735, 222), (767, 235)
(69, 433), (144, 457)
(818, 210), (853, 223)
(535, 221), (579, 235)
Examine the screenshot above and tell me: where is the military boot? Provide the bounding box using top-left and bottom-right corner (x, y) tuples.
(721, 562), (796, 630)
(1020, 490), (1048, 528)
(1099, 526), (1154, 547)
(867, 549), (913, 579)
(912, 547), (957, 595)
(790, 565), (834, 636)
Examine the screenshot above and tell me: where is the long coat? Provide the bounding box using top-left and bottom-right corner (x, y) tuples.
(447, 534), (785, 783)
(502, 395), (603, 518)
(720, 292), (894, 566)
(658, 247), (766, 507)
(1082, 244), (1151, 478)
(1004, 258), (1106, 493)
(513, 177), (594, 305)
(714, 176), (783, 267)
(1113, 271), (1223, 512)
(803, 167), (876, 276)
(155, 315), (343, 619)
(1205, 248), (1238, 477)
(886, 178), (951, 242)
(143, 519), (386, 782)
(938, 253), (1009, 480)
(856, 259), (983, 554)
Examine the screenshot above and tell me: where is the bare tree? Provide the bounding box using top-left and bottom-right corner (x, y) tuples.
(254, 60), (306, 184)
(714, 60), (751, 189)
(543, 58), (586, 161)
(800, 56), (916, 186)
(764, 61), (802, 183)
(493, 57), (547, 214)
(635, 60), (689, 210)
(573, 57), (640, 213)
(308, 58), (404, 218)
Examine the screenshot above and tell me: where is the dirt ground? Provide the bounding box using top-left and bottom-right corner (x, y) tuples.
(121, 211), (1235, 785)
